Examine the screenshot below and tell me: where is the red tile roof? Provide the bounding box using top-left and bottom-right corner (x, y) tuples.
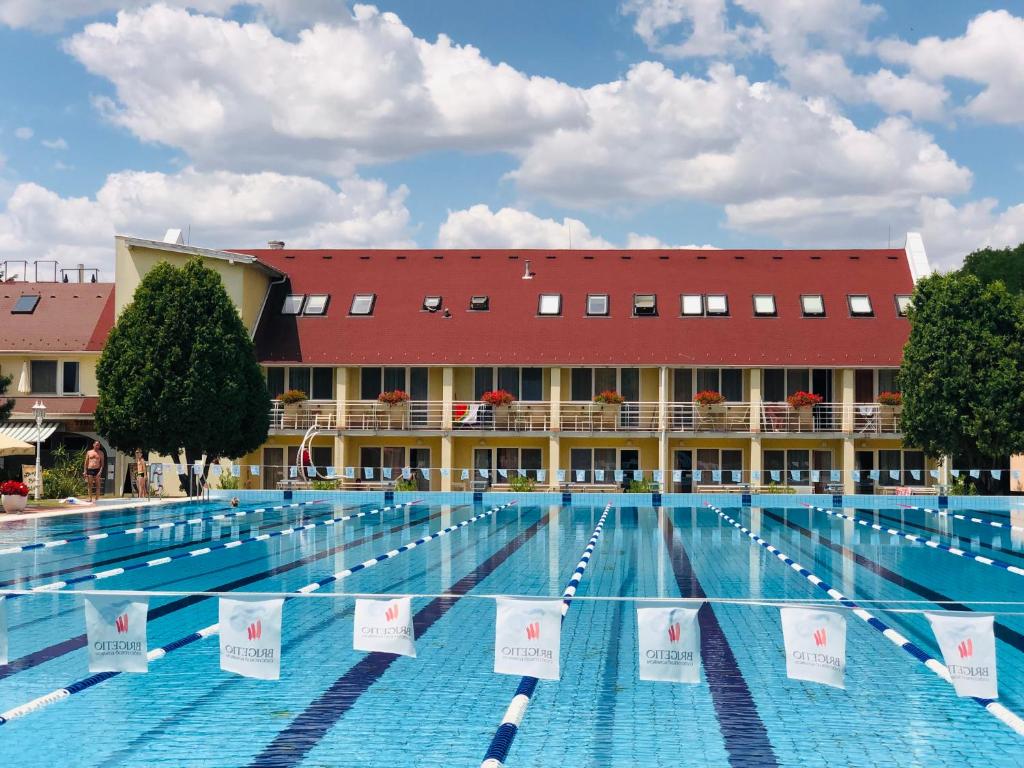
(8, 397), (98, 416)
(238, 248), (915, 367)
(0, 283), (115, 352)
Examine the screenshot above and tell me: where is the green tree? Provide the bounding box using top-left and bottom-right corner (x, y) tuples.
(962, 243), (1024, 295)
(898, 271), (1024, 464)
(95, 258), (270, 491)
(0, 372), (12, 422)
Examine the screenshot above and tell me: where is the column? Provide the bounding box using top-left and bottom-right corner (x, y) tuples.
(748, 367), (762, 432)
(658, 366), (669, 431)
(335, 366), (348, 429)
(749, 435), (762, 486)
(548, 434), (560, 489)
(842, 437), (855, 495)
(549, 366), (561, 431)
(840, 369), (855, 432)
(333, 435), (347, 478)
(441, 434), (453, 492)
(441, 366), (454, 430)
(658, 432), (670, 490)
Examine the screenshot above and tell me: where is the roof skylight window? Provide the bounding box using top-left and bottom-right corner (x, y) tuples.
(801, 295), (825, 317)
(633, 294), (657, 316)
(895, 295), (912, 316)
(681, 294), (703, 316)
(753, 294), (776, 316)
(538, 294), (562, 316)
(469, 295), (489, 311)
(587, 294), (609, 316)
(848, 294), (873, 316)
(11, 295), (40, 314)
(349, 293), (376, 315)
(705, 294), (729, 315)
(422, 295), (442, 312)
(304, 294), (329, 315)
(281, 294), (305, 315)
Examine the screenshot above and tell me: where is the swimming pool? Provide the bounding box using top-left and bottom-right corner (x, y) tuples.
(0, 497), (1022, 766)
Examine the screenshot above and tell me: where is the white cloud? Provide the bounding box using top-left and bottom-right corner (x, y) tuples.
(916, 197), (1024, 270)
(0, 168), (414, 276)
(620, 0), (743, 58)
(40, 137), (69, 150)
(878, 10), (1024, 125)
(436, 204), (716, 249)
(14, 126), (32, 140)
(65, 4), (586, 174)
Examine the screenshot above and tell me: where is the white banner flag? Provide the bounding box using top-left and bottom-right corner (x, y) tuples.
(84, 596), (149, 673)
(926, 613), (997, 698)
(353, 598), (416, 658)
(0, 597), (6, 666)
(219, 598), (283, 680)
(637, 606), (701, 683)
(780, 607), (846, 689)
(494, 598), (561, 680)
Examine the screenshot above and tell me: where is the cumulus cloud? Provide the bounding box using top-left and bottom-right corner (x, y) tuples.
(13, 126), (32, 139)
(916, 197), (1024, 270)
(40, 137), (69, 150)
(621, 0), (744, 58)
(0, 168), (414, 276)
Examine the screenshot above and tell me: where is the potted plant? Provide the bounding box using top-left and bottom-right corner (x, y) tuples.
(593, 390), (625, 427)
(378, 389), (410, 427)
(786, 391), (822, 429)
(877, 391), (902, 430)
(1, 480), (30, 513)
(278, 389), (308, 428)
(693, 390), (726, 427)
(482, 389), (516, 428)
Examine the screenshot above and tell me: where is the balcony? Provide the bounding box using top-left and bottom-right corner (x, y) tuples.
(558, 402), (660, 432)
(269, 401), (337, 431)
(760, 402), (842, 433)
(451, 401), (550, 431)
(667, 402), (752, 432)
(852, 403), (901, 435)
(344, 400), (444, 430)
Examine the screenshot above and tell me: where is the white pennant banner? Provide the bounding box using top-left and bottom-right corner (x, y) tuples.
(84, 595), (149, 673)
(494, 598), (561, 680)
(353, 598), (416, 658)
(637, 606), (701, 683)
(780, 607), (846, 689)
(926, 612), (998, 698)
(219, 598), (283, 680)
(0, 597), (6, 666)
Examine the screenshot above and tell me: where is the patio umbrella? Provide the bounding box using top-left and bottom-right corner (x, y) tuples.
(0, 433), (34, 457)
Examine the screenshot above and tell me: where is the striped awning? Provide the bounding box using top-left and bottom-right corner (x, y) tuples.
(0, 422), (60, 442)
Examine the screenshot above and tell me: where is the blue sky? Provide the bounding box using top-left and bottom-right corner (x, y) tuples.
(0, 0), (1022, 275)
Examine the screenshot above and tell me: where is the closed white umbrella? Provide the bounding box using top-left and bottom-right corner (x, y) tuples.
(0, 433), (34, 457)
(16, 362), (29, 394)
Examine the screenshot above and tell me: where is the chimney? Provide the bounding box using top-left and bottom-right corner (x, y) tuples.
(522, 259), (533, 279)
(163, 228), (184, 245)
(267, 240), (285, 250)
(77, 263), (85, 283)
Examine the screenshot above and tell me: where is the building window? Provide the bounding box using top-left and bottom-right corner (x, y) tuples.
(680, 294), (703, 316)
(469, 295), (489, 311)
(570, 447), (640, 483)
(62, 361), (80, 394)
(801, 295), (825, 317)
(281, 294), (305, 315)
(422, 296), (442, 312)
(304, 294), (329, 315)
(289, 367), (311, 397)
(30, 360), (58, 394)
(586, 294), (609, 316)
(267, 368), (285, 399)
(633, 294), (657, 316)
(538, 294), (562, 316)
(895, 295), (912, 316)
(474, 367), (543, 400)
(878, 369), (899, 394)
(571, 367), (640, 400)
(753, 294), (777, 316)
(12, 295), (40, 314)
(350, 293), (376, 315)
(695, 368), (742, 401)
(705, 294), (729, 315)
(312, 368), (334, 400)
(848, 294), (873, 316)
(496, 447), (543, 479)
(278, 367), (333, 401)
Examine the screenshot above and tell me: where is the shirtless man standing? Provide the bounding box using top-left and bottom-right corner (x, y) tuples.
(83, 441), (105, 502)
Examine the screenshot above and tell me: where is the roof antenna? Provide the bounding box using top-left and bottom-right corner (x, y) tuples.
(522, 259), (534, 280)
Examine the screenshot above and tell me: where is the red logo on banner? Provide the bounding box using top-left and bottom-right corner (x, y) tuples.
(525, 622), (540, 641)
(114, 613), (129, 634)
(385, 604), (400, 622)
(667, 622), (681, 642)
(248, 620), (262, 641)
(813, 628), (827, 647)
(958, 638), (973, 659)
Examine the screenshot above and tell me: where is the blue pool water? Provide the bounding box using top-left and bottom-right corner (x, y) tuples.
(0, 497), (1022, 766)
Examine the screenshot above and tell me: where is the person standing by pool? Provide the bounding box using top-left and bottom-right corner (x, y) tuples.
(83, 441), (105, 502)
(133, 449), (148, 497)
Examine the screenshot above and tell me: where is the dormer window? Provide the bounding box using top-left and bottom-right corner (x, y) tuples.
(753, 294), (776, 316)
(349, 293), (376, 315)
(680, 294), (703, 316)
(281, 294), (305, 315)
(422, 295), (442, 312)
(586, 294), (609, 316)
(470, 295), (489, 311)
(895, 295), (912, 316)
(304, 294), (329, 315)
(848, 294), (873, 316)
(633, 294), (657, 316)
(538, 294), (561, 316)
(801, 295), (825, 317)
(705, 294), (728, 316)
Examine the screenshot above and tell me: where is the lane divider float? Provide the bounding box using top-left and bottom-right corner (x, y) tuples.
(481, 502), (612, 768)
(707, 502), (1024, 736)
(898, 503), (1024, 536)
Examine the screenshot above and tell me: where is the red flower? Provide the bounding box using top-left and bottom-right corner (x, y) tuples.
(877, 391), (902, 406)
(481, 390), (516, 406)
(378, 390), (410, 405)
(786, 391), (823, 409)
(0, 481), (30, 497)
(693, 390), (726, 406)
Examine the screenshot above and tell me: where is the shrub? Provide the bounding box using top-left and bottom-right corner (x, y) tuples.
(694, 390), (726, 406)
(0, 480), (29, 497)
(394, 478), (417, 492)
(311, 479), (340, 491)
(508, 475), (535, 492)
(481, 390), (516, 406)
(948, 475), (977, 496)
(627, 478), (652, 493)
(761, 483), (797, 494)
(786, 391), (823, 409)
(218, 468), (240, 490)
(593, 390), (625, 404)
(42, 445), (87, 499)
(378, 390), (410, 405)
(877, 391), (903, 406)
(279, 389), (308, 405)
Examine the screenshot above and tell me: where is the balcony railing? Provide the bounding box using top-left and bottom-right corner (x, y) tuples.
(760, 402), (842, 433)
(667, 402), (752, 432)
(559, 402), (660, 432)
(852, 403), (901, 434)
(269, 401), (337, 431)
(451, 401), (551, 431)
(344, 400), (444, 430)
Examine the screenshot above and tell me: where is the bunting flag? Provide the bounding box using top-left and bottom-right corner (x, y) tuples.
(910, 469), (920, 481)
(637, 606), (701, 684)
(991, 469), (1002, 480)
(951, 469), (960, 477)
(780, 607), (846, 689)
(330, 467), (341, 478)
(594, 469), (605, 482)
(402, 467), (412, 480)
(494, 598), (561, 680)
(852, 470), (861, 482)
(830, 470), (840, 483)
(889, 469), (900, 481)
(925, 613), (997, 699)
(498, 469), (509, 479)
(479, 468), (489, 479)
(633, 470), (642, 481)
(556, 469), (566, 482)
(769, 470), (780, 482)
(420, 467), (430, 480)
(672, 470), (682, 482)
(537, 469), (547, 482)
(85, 596), (149, 673)
(289, 466), (298, 479)
(382, 467), (392, 480)
(970, 469), (981, 479)
(0, 597), (7, 666)
(211, 465), (222, 477)
(575, 470), (586, 482)
(790, 470), (801, 482)
(516, 469), (526, 478)
(614, 470), (624, 482)
(364, 467), (375, 480)
(751, 470), (761, 481)
(654, 470), (664, 483)
(811, 470), (820, 483)
(193, 462), (203, 475)
(354, 598), (416, 658)
(731, 470), (741, 483)
(250, 465), (261, 477)
(693, 470), (702, 482)
(231, 465), (241, 477)
(345, 467), (356, 479)
(1014, 470), (1021, 480)
(868, 470), (880, 481)
(440, 468), (450, 478)
(461, 469), (470, 480)
(219, 598), (283, 681)
(930, 469), (940, 479)
(711, 470), (721, 482)
(176, 464), (186, 475)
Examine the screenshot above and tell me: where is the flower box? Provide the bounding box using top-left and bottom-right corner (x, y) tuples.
(1, 480), (30, 513)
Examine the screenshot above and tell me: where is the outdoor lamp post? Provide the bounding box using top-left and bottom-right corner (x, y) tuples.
(32, 400), (46, 501)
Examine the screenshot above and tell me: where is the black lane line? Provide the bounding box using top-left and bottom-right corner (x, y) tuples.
(663, 513), (779, 768)
(0, 506), (443, 680)
(248, 511), (551, 768)
(760, 509), (1024, 653)
(871, 510), (1024, 561)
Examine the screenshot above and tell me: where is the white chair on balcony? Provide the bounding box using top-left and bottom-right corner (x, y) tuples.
(856, 404), (880, 433)
(455, 402), (482, 428)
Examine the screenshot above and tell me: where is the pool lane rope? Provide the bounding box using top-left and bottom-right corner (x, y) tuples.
(0, 499), (327, 556)
(13, 501), (418, 595)
(706, 502), (1024, 737)
(802, 503), (1024, 578)
(898, 503), (1024, 536)
(0, 501), (515, 726)
(481, 502), (613, 768)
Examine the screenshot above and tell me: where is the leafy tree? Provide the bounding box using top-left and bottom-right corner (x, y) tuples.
(898, 271), (1024, 465)
(962, 243), (1024, 294)
(0, 372), (12, 422)
(95, 258), (270, 492)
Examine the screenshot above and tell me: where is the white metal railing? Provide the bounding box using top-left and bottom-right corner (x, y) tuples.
(760, 402), (843, 433)
(852, 402), (902, 434)
(269, 401), (337, 431)
(451, 401), (551, 431)
(344, 400), (444, 430)
(559, 401), (660, 432)
(667, 402), (752, 432)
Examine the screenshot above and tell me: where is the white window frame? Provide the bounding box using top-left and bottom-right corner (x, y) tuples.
(848, 294), (873, 316)
(680, 294), (703, 316)
(633, 293), (657, 316)
(349, 293), (376, 315)
(895, 295), (912, 316)
(303, 294), (329, 315)
(538, 294), (562, 316)
(753, 294), (776, 316)
(422, 295), (442, 312)
(705, 294), (729, 315)
(801, 294), (825, 317)
(469, 295), (490, 311)
(586, 294), (609, 316)
(281, 294), (305, 315)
